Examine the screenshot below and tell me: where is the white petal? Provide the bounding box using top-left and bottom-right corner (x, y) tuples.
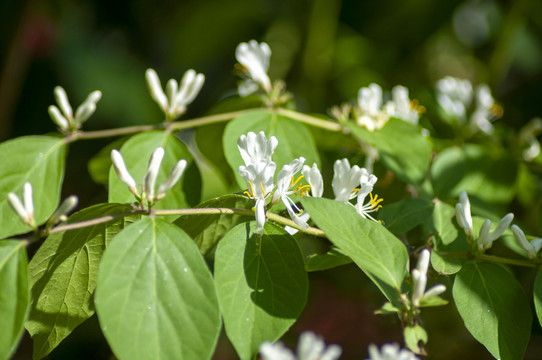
(54, 86), (73, 120)
(488, 213), (513, 242)
(111, 150), (137, 194)
(145, 68), (168, 112)
(302, 163), (323, 198)
(255, 198), (267, 234)
(143, 147), (165, 200)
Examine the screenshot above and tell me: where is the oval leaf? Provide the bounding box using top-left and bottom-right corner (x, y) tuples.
(174, 194), (253, 255)
(301, 197), (408, 303)
(534, 270), (542, 329)
(378, 198), (433, 234)
(453, 262), (532, 360)
(214, 222), (308, 360)
(95, 217), (221, 360)
(25, 203), (134, 359)
(223, 110), (320, 188)
(108, 131), (199, 212)
(0, 136), (66, 239)
(0, 240), (29, 360)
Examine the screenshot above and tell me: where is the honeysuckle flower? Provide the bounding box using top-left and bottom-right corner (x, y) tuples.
(470, 84), (502, 134)
(435, 76), (473, 122)
(271, 157), (308, 229)
(235, 40), (272, 96)
(366, 343), (420, 360)
(260, 331), (342, 360)
(357, 84), (388, 131)
(476, 213), (514, 251)
(355, 169), (381, 220)
(302, 163), (323, 198)
(47, 195), (78, 225)
(384, 86), (421, 126)
(237, 131), (278, 168)
(511, 225), (542, 259)
(332, 158), (364, 202)
(145, 68), (204, 120)
(455, 191), (473, 236)
(111, 147), (187, 205)
(7, 182), (35, 228)
(48, 86), (102, 131)
(411, 249), (446, 307)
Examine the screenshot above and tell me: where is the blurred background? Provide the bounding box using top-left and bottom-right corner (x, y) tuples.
(2, 0), (542, 358)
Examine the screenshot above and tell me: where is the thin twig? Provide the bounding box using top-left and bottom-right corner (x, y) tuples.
(274, 108), (343, 132)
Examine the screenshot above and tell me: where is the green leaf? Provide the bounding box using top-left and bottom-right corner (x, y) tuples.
(95, 217), (220, 360)
(374, 301), (401, 315)
(0, 240), (29, 360)
(0, 136), (66, 239)
(404, 325), (428, 355)
(88, 137), (128, 185)
(214, 222), (308, 360)
(174, 194), (253, 255)
(431, 144), (518, 204)
(428, 201), (458, 246)
(25, 203), (134, 359)
(346, 118), (432, 184)
(304, 247), (352, 272)
(223, 110), (320, 188)
(301, 197), (408, 303)
(108, 131), (199, 214)
(418, 295), (448, 307)
(378, 198), (433, 234)
(534, 270), (542, 329)
(453, 262), (532, 360)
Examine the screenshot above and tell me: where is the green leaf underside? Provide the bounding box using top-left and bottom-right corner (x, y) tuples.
(95, 217), (220, 360)
(453, 262), (531, 360)
(174, 194), (253, 255)
(0, 240), (29, 360)
(346, 118), (432, 185)
(25, 203), (135, 359)
(431, 144), (518, 204)
(301, 197), (408, 304)
(534, 271), (542, 329)
(214, 222), (308, 360)
(378, 198), (433, 234)
(223, 110), (320, 189)
(108, 131), (196, 216)
(0, 136), (66, 239)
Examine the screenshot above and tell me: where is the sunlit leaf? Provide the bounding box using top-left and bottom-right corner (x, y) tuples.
(378, 198), (433, 234)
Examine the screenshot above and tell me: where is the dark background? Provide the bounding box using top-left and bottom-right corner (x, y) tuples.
(2, 0), (542, 358)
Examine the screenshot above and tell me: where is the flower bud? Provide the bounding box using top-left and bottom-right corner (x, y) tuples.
(48, 105), (70, 130)
(49, 196), (78, 225)
(145, 68), (168, 112)
(111, 150), (138, 195)
(143, 147), (165, 201)
(8, 193), (29, 224)
(477, 219), (492, 250)
(74, 102), (96, 125)
(54, 86), (73, 120)
(488, 213), (514, 242)
(157, 159), (187, 199)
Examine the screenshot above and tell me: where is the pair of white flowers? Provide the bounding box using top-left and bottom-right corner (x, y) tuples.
(8, 183), (78, 230)
(259, 331), (418, 360)
(356, 84), (422, 131)
(111, 148), (187, 205)
(237, 132), (382, 234)
(436, 76), (502, 134)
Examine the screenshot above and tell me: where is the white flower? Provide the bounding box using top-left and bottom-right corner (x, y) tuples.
(7, 182), (35, 228)
(411, 249), (446, 307)
(511, 225), (542, 259)
(272, 157), (308, 230)
(145, 68), (204, 120)
(302, 163), (323, 198)
(470, 84), (500, 134)
(435, 76), (473, 122)
(357, 84), (388, 131)
(48, 86), (101, 131)
(367, 343), (419, 360)
(236, 40), (272, 96)
(385, 86), (419, 125)
(332, 158), (363, 202)
(47, 195), (78, 225)
(477, 213), (514, 251)
(260, 331), (341, 360)
(237, 131), (278, 168)
(354, 168), (380, 220)
(111, 150), (138, 195)
(455, 190), (473, 236)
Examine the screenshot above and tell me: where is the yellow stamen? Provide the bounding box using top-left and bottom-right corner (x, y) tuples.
(290, 175), (304, 188)
(259, 182), (266, 197)
(490, 104), (503, 118)
(369, 192), (384, 211)
(243, 190), (252, 198)
(411, 99), (426, 114)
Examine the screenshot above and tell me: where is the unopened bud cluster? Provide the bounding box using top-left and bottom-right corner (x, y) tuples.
(48, 86), (102, 132)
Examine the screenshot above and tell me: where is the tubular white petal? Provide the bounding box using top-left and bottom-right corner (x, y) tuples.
(411, 269), (426, 307)
(143, 147), (165, 201)
(157, 159), (188, 196)
(74, 102), (96, 124)
(458, 191), (472, 231)
(455, 203), (471, 236)
(145, 68), (169, 112)
(166, 79), (178, 109)
(511, 225), (538, 258)
(54, 86), (73, 120)
(176, 72), (204, 107)
(478, 219), (492, 250)
(48, 106), (70, 130)
(531, 238), (542, 254)
(255, 198), (267, 234)
(85, 90), (102, 105)
(423, 284), (447, 299)
(22, 182), (34, 219)
(111, 150), (138, 194)
(332, 158), (362, 202)
(302, 163), (323, 198)
(488, 213), (514, 242)
(8, 193), (29, 223)
(49, 196), (78, 224)
(416, 249), (431, 275)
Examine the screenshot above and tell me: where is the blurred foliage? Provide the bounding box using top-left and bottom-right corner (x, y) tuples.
(2, 0), (542, 359)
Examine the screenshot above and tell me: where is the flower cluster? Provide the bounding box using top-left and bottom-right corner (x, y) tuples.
(259, 331), (342, 360)
(8, 182), (78, 230)
(145, 68), (205, 121)
(436, 76), (502, 134)
(366, 343), (419, 360)
(410, 249), (446, 308)
(48, 86), (102, 132)
(455, 191), (513, 251)
(111, 147), (187, 206)
(356, 84), (423, 131)
(235, 40), (272, 96)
